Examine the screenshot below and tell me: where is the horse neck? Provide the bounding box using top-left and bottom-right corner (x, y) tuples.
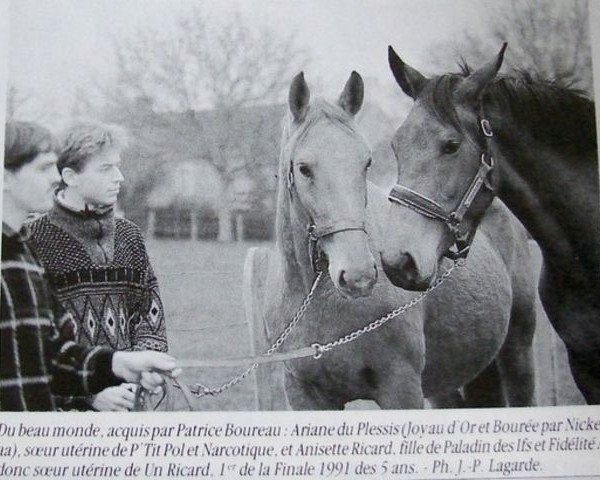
(490, 109), (599, 280)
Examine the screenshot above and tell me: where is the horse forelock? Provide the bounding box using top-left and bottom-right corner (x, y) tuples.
(283, 99), (363, 155)
(279, 98), (367, 190)
(418, 74), (484, 146)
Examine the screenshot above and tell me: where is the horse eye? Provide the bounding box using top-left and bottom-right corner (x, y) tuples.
(298, 165), (312, 178)
(442, 140), (461, 155)
(366, 158), (372, 169)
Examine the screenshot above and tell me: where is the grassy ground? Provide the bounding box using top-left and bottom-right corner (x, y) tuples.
(146, 239), (584, 410)
(147, 239), (264, 410)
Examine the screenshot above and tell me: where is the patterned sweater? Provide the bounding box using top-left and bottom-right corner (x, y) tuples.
(1, 224), (121, 411)
(28, 201), (168, 355)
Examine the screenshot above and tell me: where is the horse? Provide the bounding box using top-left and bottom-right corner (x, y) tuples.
(256, 70), (537, 410)
(381, 44), (599, 404)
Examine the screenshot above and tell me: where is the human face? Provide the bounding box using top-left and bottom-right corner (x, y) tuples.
(67, 149), (125, 207)
(4, 152), (60, 214)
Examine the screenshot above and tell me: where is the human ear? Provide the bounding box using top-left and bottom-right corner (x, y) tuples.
(60, 167), (78, 187)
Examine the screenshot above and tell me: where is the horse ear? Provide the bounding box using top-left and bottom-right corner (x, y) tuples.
(338, 71), (364, 116)
(388, 46), (427, 99)
(289, 72), (310, 123)
(455, 43), (507, 104)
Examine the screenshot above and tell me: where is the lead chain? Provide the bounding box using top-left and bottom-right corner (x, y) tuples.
(188, 271), (324, 398)
(314, 259), (461, 356)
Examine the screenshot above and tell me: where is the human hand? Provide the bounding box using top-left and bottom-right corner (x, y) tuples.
(112, 351), (181, 392)
(88, 384), (137, 411)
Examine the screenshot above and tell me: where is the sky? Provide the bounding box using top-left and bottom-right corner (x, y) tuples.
(5, 0), (495, 127)
(3, 0), (600, 129)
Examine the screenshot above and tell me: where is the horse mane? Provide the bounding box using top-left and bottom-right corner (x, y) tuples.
(421, 67), (597, 156)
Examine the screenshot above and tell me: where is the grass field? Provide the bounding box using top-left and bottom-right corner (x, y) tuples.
(146, 239), (264, 410)
(146, 238), (585, 411)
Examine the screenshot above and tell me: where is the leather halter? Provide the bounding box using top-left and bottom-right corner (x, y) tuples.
(287, 164), (367, 272)
(388, 117), (495, 260)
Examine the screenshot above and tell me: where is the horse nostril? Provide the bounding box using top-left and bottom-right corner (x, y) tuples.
(398, 252), (417, 277)
(372, 264), (378, 282)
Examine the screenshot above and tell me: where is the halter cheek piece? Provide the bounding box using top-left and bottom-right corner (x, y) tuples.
(287, 163), (367, 272)
(388, 117), (495, 260)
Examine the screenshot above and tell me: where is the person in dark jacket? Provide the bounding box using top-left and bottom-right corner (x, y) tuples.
(1, 121), (178, 411)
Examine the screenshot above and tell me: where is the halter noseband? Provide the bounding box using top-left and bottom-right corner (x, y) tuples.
(287, 164), (367, 272)
(388, 116), (495, 260)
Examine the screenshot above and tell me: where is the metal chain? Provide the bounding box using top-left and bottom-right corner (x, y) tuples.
(313, 259), (462, 357)
(188, 271), (324, 398)
(182, 258), (462, 399)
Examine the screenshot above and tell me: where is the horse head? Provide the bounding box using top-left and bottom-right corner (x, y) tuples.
(283, 71), (377, 298)
(381, 45), (505, 290)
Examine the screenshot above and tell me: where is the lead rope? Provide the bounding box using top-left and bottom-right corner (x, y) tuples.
(133, 271), (324, 409)
(184, 270), (325, 399)
(136, 259), (462, 408)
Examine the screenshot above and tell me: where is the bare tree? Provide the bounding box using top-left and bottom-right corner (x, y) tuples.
(429, 0), (593, 95)
(6, 85), (57, 124)
(103, 7), (309, 241)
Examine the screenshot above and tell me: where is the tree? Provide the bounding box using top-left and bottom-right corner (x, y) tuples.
(6, 85), (57, 125)
(102, 7), (309, 241)
(429, 0), (593, 96)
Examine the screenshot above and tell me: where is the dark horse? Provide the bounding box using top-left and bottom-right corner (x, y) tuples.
(254, 71), (537, 409)
(381, 44), (599, 403)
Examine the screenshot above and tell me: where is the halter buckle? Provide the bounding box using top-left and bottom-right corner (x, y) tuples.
(307, 223), (318, 241)
(307, 224), (326, 273)
(480, 153), (495, 189)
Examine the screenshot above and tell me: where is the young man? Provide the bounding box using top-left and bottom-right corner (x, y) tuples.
(28, 122), (169, 411)
(1, 121), (178, 411)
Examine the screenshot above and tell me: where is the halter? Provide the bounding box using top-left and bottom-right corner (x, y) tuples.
(287, 164), (367, 272)
(283, 107), (369, 272)
(388, 116), (495, 260)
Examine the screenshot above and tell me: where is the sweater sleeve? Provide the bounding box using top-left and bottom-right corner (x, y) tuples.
(132, 249), (169, 353)
(49, 294), (122, 396)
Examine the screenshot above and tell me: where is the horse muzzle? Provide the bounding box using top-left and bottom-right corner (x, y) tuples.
(381, 250), (435, 291)
(318, 228), (378, 299)
(334, 262), (378, 298)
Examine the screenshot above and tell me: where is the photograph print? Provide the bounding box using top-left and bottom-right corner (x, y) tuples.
(1, 0), (598, 412)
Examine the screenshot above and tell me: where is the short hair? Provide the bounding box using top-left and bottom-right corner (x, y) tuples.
(58, 122), (128, 174)
(3, 121), (58, 171)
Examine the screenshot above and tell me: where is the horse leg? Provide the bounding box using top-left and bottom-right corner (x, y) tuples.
(495, 284), (537, 406)
(463, 360), (506, 407)
(566, 348), (600, 404)
(376, 366), (424, 410)
(284, 371), (344, 410)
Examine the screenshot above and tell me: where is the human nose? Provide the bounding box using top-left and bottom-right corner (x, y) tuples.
(50, 166), (61, 185)
(114, 167), (125, 183)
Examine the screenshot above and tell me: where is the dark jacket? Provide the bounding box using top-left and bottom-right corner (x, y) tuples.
(0, 223), (120, 411)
